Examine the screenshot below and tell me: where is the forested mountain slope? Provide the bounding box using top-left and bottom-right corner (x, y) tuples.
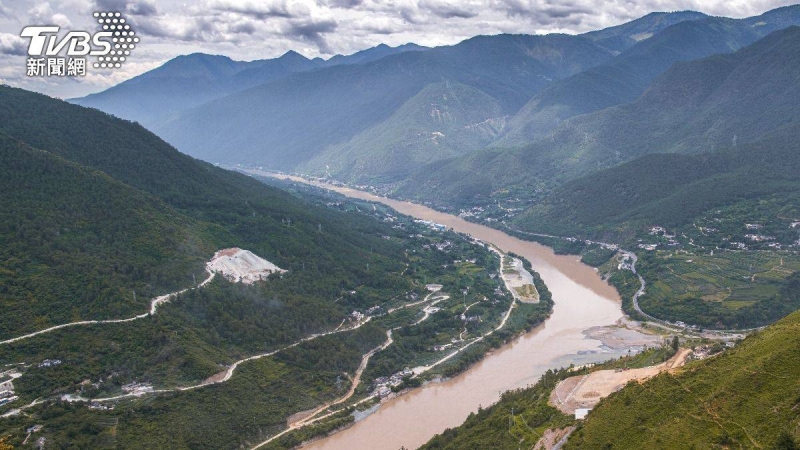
(155, 33), (614, 169)
(516, 122), (800, 236)
(497, 6), (800, 146)
(398, 25), (800, 206)
(71, 44), (426, 126)
(0, 85), (429, 337)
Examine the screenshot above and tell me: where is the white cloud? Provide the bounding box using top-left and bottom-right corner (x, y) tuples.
(0, 1), (15, 19)
(0, 0), (796, 98)
(0, 33), (27, 55)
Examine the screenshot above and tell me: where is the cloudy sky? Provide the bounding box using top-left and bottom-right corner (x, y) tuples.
(0, 0), (795, 98)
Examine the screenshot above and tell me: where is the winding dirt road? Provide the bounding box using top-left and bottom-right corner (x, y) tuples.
(0, 270), (216, 346)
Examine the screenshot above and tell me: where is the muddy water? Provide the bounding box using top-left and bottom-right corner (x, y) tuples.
(252, 172), (628, 450)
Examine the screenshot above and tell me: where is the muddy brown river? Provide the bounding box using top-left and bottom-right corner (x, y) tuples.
(248, 172), (633, 450)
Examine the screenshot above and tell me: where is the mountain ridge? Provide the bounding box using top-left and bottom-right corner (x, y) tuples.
(70, 42), (428, 126)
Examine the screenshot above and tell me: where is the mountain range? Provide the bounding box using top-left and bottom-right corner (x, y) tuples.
(397, 22), (800, 221)
(71, 5), (800, 195)
(72, 43), (427, 127)
(8, 4), (800, 448)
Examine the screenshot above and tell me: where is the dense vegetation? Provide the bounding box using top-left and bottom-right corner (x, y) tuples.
(422, 306), (800, 449)
(420, 346), (681, 450)
(1, 324), (387, 449)
(497, 10), (779, 146)
(0, 133), (216, 336)
(516, 119), (800, 239)
(566, 308), (800, 449)
(0, 86), (534, 448)
(398, 23), (800, 208)
(0, 87), (432, 337)
(299, 81), (505, 183)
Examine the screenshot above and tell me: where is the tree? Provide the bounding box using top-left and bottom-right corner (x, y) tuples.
(774, 431), (798, 450)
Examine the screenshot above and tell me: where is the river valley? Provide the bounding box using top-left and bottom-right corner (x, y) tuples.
(245, 171), (660, 450)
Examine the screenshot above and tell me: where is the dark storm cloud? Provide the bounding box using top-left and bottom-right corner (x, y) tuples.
(95, 0), (159, 16)
(541, 4), (592, 19)
(328, 0), (364, 8)
(288, 17), (338, 53)
(206, 0), (295, 19)
(419, 0), (479, 19)
(491, 0), (589, 19)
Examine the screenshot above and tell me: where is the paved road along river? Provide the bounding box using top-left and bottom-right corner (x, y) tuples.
(248, 171), (636, 450)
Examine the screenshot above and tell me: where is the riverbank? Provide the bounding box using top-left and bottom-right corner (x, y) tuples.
(246, 170), (662, 450)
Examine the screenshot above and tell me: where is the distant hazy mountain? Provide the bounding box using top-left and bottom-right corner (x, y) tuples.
(155, 33), (614, 170)
(70, 43), (427, 126)
(498, 5), (800, 147)
(320, 43), (427, 67)
(518, 122), (800, 237)
(297, 80), (505, 182)
(398, 25), (800, 205)
(72, 5), (800, 189)
(581, 10), (708, 53)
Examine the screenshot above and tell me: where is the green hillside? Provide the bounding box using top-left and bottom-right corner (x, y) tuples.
(0, 133), (219, 337)
(567, 290), (800, 449)
(498, 6), (800, 147)
(422, 293), (800, 449)
(156, 33), (613, 169)
(581, 11), (708, 52)
(516, 122), (800, 235)
(0, 86), (549, 448)
(300, 81), (505, 183)
(0, 85), (429, 338)
(399, 25), (800, 207)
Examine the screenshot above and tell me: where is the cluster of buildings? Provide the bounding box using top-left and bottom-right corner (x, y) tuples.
(371, 367), (414, 398)
(425, 284), (443, 292)
(38, 359), (61, 368)
(458, 206), (485, 218)
(121, 382), (154, 396)
(349, 305), (383, 322)
(88, 402), (114, 410)
(0, 378), (17, 407)
(413, 219), (448, 232)
(744, 234), (775, 242)
(431, 343), (454, 352)
(617, 255), (634, 271)
(422, 240), (453, 252)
